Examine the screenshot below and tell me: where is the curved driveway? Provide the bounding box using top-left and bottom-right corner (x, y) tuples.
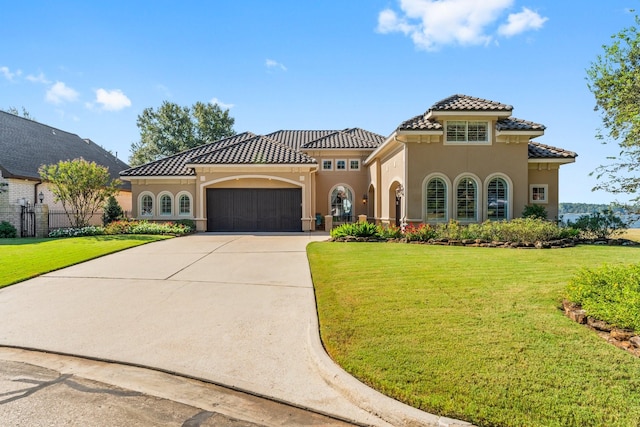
(0, 233), (468, 427)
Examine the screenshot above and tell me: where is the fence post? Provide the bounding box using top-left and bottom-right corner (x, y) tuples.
(35, 204), (49, 238)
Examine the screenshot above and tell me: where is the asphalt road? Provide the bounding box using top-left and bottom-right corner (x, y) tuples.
(0, 348), (357, 427)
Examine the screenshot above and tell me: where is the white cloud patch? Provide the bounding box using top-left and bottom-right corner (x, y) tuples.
(377, 0), (547, 51)
(46, 81), (79, 104)
(26, 72), (50, 84)
(266, 59), (287, 71)
(1, 66), (22, 81)
(94, 88), (131, 111)
(210, 97), (235, 109)
(498, 7), (548, 37)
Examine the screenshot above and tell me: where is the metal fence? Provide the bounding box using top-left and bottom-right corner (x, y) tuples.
(47, 210), (131, 233)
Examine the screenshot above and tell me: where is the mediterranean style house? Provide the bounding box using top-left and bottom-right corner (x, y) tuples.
(120, 94), (577, 232)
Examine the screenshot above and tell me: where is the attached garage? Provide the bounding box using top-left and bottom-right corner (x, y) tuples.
(207, 188), (302, 232)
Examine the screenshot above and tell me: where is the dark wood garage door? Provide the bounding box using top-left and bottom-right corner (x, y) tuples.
(207, 188), (302, 232)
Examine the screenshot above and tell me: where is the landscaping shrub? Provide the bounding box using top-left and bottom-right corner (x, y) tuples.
(50, 220), (194, 238)
(330, 221), (379, 238)
(522, 204), (548, 219)
(567, 209), (629, 239)
(332, 218), (573, 244)
(49, 226), (105, 238)
(104, 220), (133, 235)
(404, 223), (437, 241)
(102, 195), (124, 225)
(377, 224), (403, 239)
(128, 220), (192, 235)
(566, 264), (640, 331)
(0, 221), (17, 238)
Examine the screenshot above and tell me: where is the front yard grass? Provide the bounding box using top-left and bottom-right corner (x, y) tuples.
(0, 235), (171, 288)
(308, 243), (640, 427)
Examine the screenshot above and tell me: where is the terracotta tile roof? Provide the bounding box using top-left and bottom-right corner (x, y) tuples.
(189, 135), (316, 164)
(528, 141), (577, 159)
(301, 128), (383, 149)
(397, 114), (443, 131)
(497, 117), (545, 131)
(120, 128), (384, 177)
(120, 132), (257, 176)
(0, 111), (130, 189)
(342, 128), (387, 146)
(430, 94), (513, 112)
(266, 130), (335, 150)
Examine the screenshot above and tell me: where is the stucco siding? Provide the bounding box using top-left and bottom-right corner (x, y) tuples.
(528, 164), (560, 220)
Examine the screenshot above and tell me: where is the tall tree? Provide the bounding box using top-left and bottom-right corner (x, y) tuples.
(130, 101), (235, 166)
(587, 15), (640, 200)
(39, 158), (121, 228)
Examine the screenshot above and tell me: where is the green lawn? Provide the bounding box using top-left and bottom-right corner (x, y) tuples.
(0, 235), (171, 288)
(308, 243), (640, 427)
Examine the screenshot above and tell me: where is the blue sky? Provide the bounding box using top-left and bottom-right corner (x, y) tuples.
(0, 1), (636, 203)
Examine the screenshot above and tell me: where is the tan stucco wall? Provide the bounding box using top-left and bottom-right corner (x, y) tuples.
(528, 164), (560, 220)
(376, 144), (406, 224)
(403, 138), (529, 222)
(130, 179), (197, 220)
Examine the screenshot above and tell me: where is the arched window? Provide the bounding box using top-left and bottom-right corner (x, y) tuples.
(159, 194), (173, 216)
(178, 193), (191, 216)
(330, 185), (353, 222)
(140, 194), (153, 217)
(456, 178), (477, 221)
(426, 178), (447, 222)
(487, 177), (508, 220)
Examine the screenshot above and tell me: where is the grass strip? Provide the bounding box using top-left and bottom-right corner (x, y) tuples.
(308, 243), (640, 427)
(0, 235), (171, 288)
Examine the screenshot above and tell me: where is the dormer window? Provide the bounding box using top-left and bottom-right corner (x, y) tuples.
(446, 121), (489, 144)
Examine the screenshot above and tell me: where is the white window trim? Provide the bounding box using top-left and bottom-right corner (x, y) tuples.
(453, 174), (482, 222)
(139, 192), (155, 217)
(176, 191), (193, 217)
(348, 159), (360, 171)
(158, 191), (174, 216)
(422, 173), (451, 223)
(322, 159), (333, 171)
(484, 173), (513, 220)
(444, 120), (491, 145)
(530, 184), (548, 204)
(335, 159), (347, 171)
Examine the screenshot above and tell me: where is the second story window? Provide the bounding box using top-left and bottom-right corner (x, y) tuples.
(446, 121), (489, 143)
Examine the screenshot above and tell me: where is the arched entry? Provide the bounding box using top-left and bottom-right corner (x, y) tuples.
(389, 181), (403, 227)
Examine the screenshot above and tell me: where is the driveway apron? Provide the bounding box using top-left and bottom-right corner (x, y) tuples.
(0, 234), (459, 427)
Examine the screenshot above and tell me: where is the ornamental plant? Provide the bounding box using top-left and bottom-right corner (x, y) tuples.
(567, 263), (640, 331)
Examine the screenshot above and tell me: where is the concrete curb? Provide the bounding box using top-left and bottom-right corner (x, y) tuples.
(306, 315), (475, 427)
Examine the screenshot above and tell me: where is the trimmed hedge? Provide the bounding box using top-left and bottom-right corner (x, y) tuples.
(49, 220), (193, 238)
(330, 218), (577, 244)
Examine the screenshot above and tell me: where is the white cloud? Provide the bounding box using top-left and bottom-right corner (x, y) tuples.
(94, 88), (131, 111)
(266, 58), (287, 71)
(46, 81), (79, 104)
(26, 72), (50, 84)
(210, 97), (235, 109)
(377, 0), (547, 51)
(1, 66), (21, 81)
(498, 7), (548, 37)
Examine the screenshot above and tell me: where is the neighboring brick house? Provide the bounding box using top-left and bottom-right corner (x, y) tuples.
(0, 111), (131, 233)
(120, 94), (577, 232)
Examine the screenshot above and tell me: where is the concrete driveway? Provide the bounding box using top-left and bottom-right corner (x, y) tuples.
(0, 233), (467, 427)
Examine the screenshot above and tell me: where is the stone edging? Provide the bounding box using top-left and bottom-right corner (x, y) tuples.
(562, 300), (640, 357)
(329, 236), (639, 248)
